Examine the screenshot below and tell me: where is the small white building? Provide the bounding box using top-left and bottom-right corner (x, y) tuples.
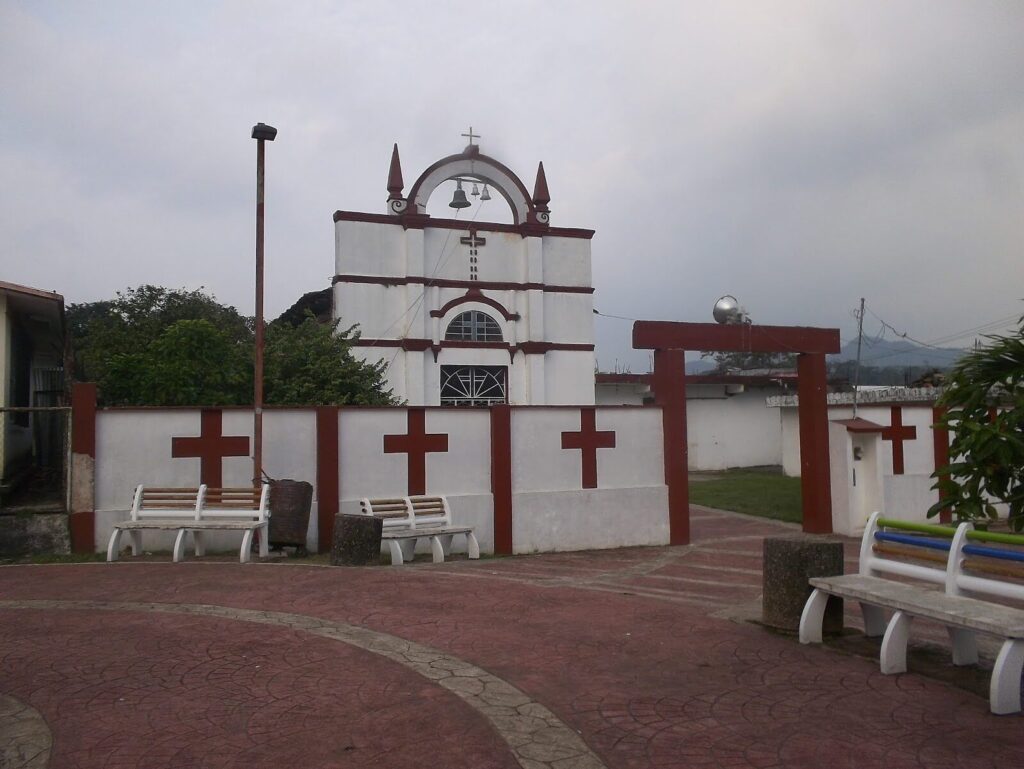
(595, 371), (796, 470)
(333, 139), (596, 406)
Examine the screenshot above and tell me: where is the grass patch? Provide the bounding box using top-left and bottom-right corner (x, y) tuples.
(689, 467), (802, 524)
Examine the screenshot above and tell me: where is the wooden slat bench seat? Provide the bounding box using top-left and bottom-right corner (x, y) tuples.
(799, 512), (1024, 714)
(359, 495), (480, 566)
(107, 484), (270, 564)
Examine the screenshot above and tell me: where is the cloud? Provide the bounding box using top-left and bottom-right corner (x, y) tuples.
(1, 0), (1021, 371)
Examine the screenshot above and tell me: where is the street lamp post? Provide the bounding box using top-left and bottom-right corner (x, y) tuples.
(251, 122), (277, 486)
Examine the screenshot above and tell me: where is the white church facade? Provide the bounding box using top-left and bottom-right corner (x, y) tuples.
(332, 139), (596, 406)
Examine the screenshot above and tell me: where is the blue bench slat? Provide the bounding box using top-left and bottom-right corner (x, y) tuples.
(875, 531), (951, 552)
(962, 543), (1024, 564)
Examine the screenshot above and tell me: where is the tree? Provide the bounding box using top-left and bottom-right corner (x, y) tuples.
(264, 316), (393, 406)
(67, 286), (395, 407)
(928, 314), (1024, 530)
(703, 350), (796, 373)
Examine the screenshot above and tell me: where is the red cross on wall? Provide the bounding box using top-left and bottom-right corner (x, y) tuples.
(384, 408), (449, 495)
(171, 409), (250, 487)
(881, 406), (917, 475)
(561, 408), (616, 489)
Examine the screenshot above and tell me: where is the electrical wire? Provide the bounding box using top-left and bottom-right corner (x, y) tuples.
(859, 306), (1020, 364)
(382, 191), (493, 372)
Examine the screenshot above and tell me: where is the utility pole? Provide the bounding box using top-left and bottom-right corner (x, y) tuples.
(251, 122), (277, 486)
(853, 297), (865, 418)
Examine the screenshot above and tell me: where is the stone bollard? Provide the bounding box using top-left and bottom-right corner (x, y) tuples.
(762, 535), (845, 633)
(330, 514), (383, 566)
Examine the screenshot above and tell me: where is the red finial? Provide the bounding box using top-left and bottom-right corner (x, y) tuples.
(387, 143), (404, 200)
(532, 162), (550, 211)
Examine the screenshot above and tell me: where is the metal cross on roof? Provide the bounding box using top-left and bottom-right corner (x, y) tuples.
(461, 126), (480, 146)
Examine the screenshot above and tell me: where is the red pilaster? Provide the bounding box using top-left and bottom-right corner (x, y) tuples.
(69, 382), (97, 553)
(797, 353), (832, 533)
(490, 405), (513, 555)
(932, 405), (952, 524)
(653, 349), (689, 545)
(316, 406), (340, 553)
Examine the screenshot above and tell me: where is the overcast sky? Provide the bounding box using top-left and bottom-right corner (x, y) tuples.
(2, 1), (1021, 371)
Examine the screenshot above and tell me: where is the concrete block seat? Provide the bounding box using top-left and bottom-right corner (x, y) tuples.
(799, 512), (1024, 714)
(359, 495), (480, 566)
(107, 485), (270, 564)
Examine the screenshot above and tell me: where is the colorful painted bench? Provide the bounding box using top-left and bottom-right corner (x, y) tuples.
(359, 495), (480, 566)
(799, 511), (1024, 714)
(107, 484), (270, 564)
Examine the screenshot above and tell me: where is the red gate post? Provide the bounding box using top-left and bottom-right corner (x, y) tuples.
(634, 320), (840, 538)
(796, 353), (833, 533)
(652, 349), (690, 545)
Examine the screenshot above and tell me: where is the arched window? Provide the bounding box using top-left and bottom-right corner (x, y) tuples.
(445, 311), (503, 342)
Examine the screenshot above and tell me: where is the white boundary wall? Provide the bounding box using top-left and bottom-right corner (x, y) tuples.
(90, 405), (669, 556)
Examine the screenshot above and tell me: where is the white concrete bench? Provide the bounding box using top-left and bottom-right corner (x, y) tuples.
(107, 484), (270, 564)
(799, 512), (1024, 714)
(359, 495), (480, 566)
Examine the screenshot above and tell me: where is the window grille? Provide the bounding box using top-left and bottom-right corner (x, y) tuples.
(440, 366), (507, 406)
(444, 311), (503, 342)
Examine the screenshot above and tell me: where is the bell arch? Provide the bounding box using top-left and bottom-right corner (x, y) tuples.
(407, 151), (537, 225)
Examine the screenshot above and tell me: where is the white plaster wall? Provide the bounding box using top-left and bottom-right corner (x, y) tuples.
(828, 423), (884, 537)
(781, 404), (940, 479)
(423, 228), (525, 284)
(338, 409), (409, 500)
(94, 409), (319, 553)
(512, 487), (670, 553)
(509, 406), (668, 552)
(541, 236), (591, 287)
(423, 409), (492, 494)
(686, 389), (782, 470)
(335, 283), (411, 339)
(856, 405), (937, 476)
(336, 408), (493, 555)
(883, 475), (940, 522)
(827, 422), (851, 535)
(335, 220), (406, 276)
(94, 409), (236, 553)
(594, 384), (648, 406)
(543, 352), (596, 405)
(543, 293), (594, 343)
(262, 410), (318, 550)
(588, 408), (665, 489)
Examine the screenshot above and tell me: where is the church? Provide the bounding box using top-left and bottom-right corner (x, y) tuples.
(332, 133), (597, 406)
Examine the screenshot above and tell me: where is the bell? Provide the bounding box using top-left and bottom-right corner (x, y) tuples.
(449, 179), (471, 209)
(471, 182), (480, 197)
(480, 184), (492, 201)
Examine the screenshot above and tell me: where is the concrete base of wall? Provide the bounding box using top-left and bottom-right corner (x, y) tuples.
(0, 513), (71, 557)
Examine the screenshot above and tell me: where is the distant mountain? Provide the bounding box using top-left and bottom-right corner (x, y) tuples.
(831, 339), (964, 369)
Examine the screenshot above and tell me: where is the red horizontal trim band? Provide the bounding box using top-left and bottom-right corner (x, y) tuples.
(332, 274), (595, 294)
(352, 339), (594, 354)
(429, 289), (520, 321)
(632, 321), (841, 354)
(332, 209), (595, 240)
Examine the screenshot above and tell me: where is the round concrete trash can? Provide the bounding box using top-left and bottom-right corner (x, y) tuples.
(762, 535), (844, 634)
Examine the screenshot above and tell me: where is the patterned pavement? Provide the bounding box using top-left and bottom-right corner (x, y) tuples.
(0, 507), (1021, 768)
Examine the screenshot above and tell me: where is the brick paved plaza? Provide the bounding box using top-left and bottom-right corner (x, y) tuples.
(1, 508), (1021, 768)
